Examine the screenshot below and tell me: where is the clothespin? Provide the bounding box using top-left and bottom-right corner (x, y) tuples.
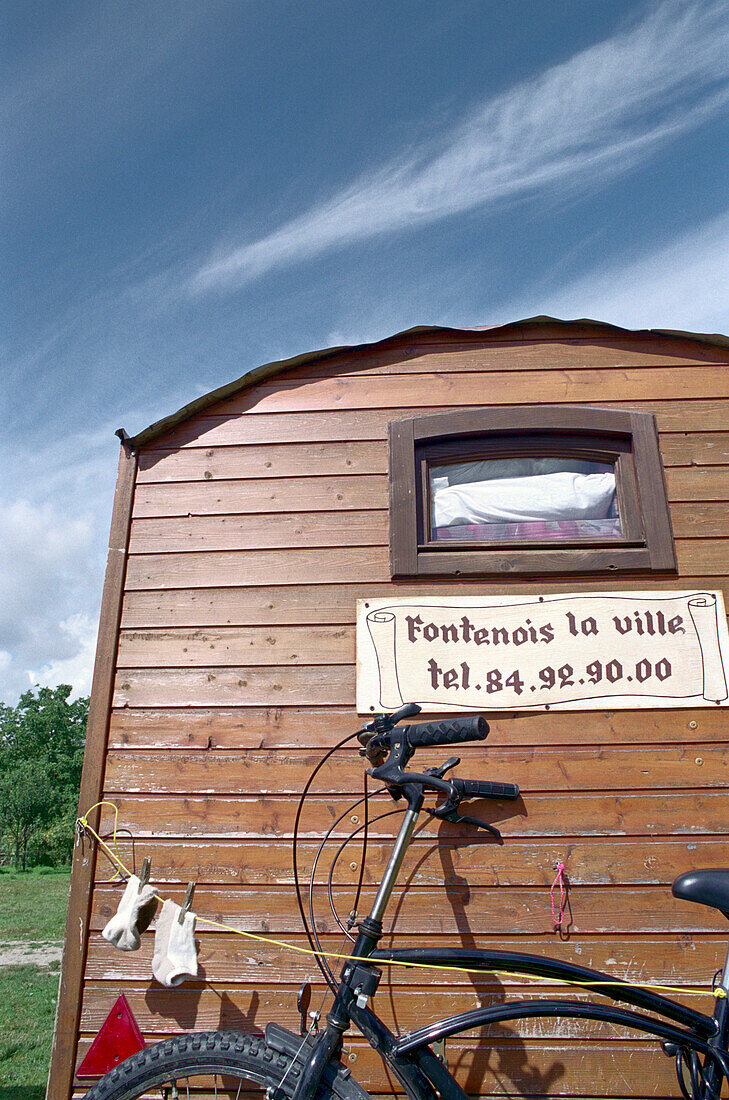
(179, 882), (196, 924)
(138, 857), (151, 893)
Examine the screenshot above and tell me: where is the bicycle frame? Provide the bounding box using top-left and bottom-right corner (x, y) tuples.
(289, 786), (729, 1100)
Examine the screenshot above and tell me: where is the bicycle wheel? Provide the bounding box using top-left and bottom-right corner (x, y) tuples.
(82, 1029), (372, 1100)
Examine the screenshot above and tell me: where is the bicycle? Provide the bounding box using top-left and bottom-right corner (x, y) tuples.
(85, 703), (729, 1100)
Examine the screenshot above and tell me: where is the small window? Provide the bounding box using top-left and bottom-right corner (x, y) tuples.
(389, 407), (676, 577)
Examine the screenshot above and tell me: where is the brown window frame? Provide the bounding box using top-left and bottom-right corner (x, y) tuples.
(389, 406), (677, 577)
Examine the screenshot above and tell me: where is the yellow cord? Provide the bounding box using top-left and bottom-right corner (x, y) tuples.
(79, 801), (126, 882)
(77, 805), (726, 1000)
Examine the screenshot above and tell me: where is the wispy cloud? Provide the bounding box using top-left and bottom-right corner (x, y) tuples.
(504, 208), (729, 334)
(191, 0), (729, 292)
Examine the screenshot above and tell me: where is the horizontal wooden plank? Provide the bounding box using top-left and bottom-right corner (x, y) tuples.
(113, 664), (354, 707)
(73, 1035), (688, 1096)
(83, 933), (725, 1000)
(102, 745), (729, 796)
(675, 539), (728, 572)
(114, 654), (729, 710)
(216, 367), (729, 415)
(84, 931), (727, 986)
(90, 882), (729, 935)
(667, 466), (729, 500)
(131, 467), (729, 519)
(123, 539), (728, 591)
(128, 511), (389, 553)
(119, 613), (729, 671)
(78, 984), (710, 1040)
(86, 835), (728, 888)
(660, 433), (729, 467)
(153, 400), (729, 448)
(71, 1089), (683, 1100)
(132, 475), (386, 518)
(288, 341), (729, 377)
(138, 442), (386, 483)
(120, 578), (729, 629)
(127, 502), (727, 556)
(275, 336), (729, 379)
(92, 791), (729, 839)
(671, 502), (729, 537)
(135, 434), (729, 486)
(117, 626), (353, 667)
(108, 705), (729, 750)
(123, 548), (390, 588)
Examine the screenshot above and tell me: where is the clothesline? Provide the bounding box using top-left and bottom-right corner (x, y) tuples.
(77, 802), (725, 1000)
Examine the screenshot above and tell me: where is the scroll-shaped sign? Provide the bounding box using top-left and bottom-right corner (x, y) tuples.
(356, 591), (729, 713)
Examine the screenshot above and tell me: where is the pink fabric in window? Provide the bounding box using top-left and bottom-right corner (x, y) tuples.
(433, 518), (622, 543)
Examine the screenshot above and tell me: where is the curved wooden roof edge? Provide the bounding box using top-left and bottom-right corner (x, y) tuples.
(126, 315), (729, 448)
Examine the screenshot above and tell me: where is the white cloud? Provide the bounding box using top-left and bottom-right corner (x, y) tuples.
(0, 450), (110, 704)
(0, 404), (185, 706)
(27, 613), (98, 700)
(190, 0), (729, 291)
(505, 209), (729, 334)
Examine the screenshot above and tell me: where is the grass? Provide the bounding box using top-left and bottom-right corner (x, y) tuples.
(0, 869), (70, 1098)
(0, 965), (61, 1097)
(0, 869), (70, 941)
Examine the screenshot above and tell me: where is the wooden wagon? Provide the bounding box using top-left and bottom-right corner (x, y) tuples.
(50, 316), (729, 1098)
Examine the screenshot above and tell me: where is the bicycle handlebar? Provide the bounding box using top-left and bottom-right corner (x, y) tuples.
(406, 716), (489, 748)
(361, 706), (519, 826)
(454, 777), (520, 801)
(361, 713), (489, 759)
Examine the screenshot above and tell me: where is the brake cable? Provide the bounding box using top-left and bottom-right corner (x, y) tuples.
(353, 768), (369, 925)
(327, 806), (407, 939)
(307, 786), (387, 966)
(292, 730), (363, 993)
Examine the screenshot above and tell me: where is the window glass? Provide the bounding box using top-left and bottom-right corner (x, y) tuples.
(429, 457), (621, 543)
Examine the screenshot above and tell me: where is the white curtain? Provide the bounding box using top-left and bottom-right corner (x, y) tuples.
(433, 471), (616, 527)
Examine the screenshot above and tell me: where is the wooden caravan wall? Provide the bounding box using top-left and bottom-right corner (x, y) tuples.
(72, 328), (729, 1097)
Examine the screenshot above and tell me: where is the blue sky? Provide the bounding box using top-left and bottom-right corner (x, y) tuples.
(2, 0), (728, 703)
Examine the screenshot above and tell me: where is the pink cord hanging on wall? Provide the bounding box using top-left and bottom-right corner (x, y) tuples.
(550, 861), (566, 928)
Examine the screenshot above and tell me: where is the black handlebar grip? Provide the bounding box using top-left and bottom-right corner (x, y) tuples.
(457, 778), (520, 801)
(405, 716), (489, 748)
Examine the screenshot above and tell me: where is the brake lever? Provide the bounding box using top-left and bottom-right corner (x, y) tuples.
(425, 756), (460, 779)
(424, 774), (502, 839)
(425, 804), (502, 841)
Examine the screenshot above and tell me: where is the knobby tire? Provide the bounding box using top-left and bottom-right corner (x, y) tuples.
(82, 1030), (371, 1100)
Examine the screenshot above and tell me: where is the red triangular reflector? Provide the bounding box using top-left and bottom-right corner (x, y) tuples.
(76, 993), (146, 1077)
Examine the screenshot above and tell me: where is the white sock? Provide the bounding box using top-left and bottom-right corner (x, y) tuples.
(152, 898), (198, 987)
(102, 875), (159, 952)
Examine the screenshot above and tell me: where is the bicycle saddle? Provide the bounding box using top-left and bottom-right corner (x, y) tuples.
(672, 869), (729, 918)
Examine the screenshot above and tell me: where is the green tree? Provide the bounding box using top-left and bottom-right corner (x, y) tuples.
(0, 761), (53, 869)
(0, 684), (88, 867)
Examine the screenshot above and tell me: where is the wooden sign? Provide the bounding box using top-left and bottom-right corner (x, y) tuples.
(356, 591), (729, 713)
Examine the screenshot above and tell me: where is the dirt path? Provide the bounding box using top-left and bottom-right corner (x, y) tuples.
(0, 940), (62, 967)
